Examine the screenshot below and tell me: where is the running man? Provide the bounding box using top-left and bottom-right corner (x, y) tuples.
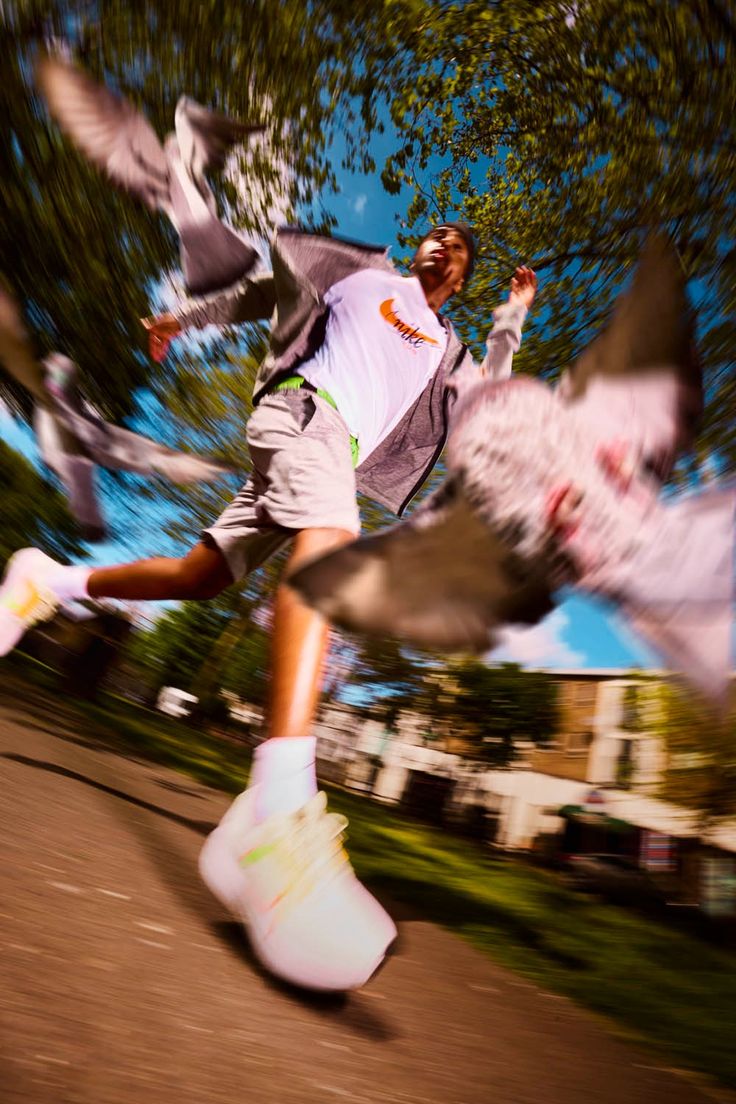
(0, 222), (537, 990)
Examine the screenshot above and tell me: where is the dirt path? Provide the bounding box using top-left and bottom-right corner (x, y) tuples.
(0, 694), (725, 1104)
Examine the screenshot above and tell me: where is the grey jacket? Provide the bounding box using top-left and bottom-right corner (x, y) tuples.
(175, 228), (526, 515)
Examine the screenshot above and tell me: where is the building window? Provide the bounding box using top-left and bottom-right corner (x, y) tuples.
(616, 741), (633, 789)
(565, 681), (597, 729)
(621, 684), (641, 732)
(566, 730), (593, 754)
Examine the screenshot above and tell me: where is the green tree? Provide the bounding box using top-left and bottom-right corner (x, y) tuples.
(124, 581), (274, 712)
(650, 680), (736, 825)
(0, 437), (85, 562)
(346, 636), (423, 715)
(344, 632), (558, 767)
(219, 620), (271, 710)
(0, 1), (411, 418)
(125, 599), (233, 696)
(366, 1), (736, 471)
(621, 683), (642, 733)
(436, 659), (559, 766)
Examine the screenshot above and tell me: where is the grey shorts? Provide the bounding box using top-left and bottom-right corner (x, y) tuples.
(202, 390), (360, 580)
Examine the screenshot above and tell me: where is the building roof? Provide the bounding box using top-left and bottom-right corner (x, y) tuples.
(544, 668), (668, 678)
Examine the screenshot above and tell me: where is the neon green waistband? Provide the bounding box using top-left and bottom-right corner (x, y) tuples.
(273, 376), (359, 467)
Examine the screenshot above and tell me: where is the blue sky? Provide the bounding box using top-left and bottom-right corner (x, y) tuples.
(0, 120), (652, 673)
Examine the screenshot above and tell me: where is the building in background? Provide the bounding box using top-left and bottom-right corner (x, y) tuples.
(311, 670), (736, 923)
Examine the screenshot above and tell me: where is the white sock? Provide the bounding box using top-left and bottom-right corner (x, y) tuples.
(250, 736), (318, 822)
(48, 565), (92, 601)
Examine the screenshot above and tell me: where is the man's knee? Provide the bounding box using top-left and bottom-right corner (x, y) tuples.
(288, 527), (355, 570)
(176, 544), (233, 599)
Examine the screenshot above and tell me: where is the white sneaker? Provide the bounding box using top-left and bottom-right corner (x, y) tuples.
(0, 548), (61, 656)
(199, 788), (397, 991)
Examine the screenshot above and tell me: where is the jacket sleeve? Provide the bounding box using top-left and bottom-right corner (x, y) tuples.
(448, 300), (528, 401)
(173, 272), (276, 331)
(478, 301), (528, 380)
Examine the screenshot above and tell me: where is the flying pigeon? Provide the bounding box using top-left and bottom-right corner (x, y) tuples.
(37, 55), (264, 296)
(291, 236), (735, 704)
(0, 286), (231, 542)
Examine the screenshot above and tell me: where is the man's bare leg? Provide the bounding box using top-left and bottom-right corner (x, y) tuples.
(2, 524), (348, 740)
(0, 540), (234, 656)
(265, 527), (354, 740)
(199, 522), (397, 991)
(87, 525), (353, 746)
(87, 541), (233, 601)
(85, 525), (353, 738)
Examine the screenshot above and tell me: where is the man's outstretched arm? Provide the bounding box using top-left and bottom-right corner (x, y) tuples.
(142, 272), (277, 362)
(479, 265), (537, 380)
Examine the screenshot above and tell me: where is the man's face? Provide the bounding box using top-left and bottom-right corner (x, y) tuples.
(411, 227), (471, 298)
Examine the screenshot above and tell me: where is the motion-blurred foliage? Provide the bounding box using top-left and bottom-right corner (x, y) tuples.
(649, 679), (736, 823)
(343, 635), (559, 766)
(372, 0), (736, 473)
(126, 588), (271, 708)
(3, 1), (734, 473)
(0, 0), (406, 418)
(0, 437), (85, 561)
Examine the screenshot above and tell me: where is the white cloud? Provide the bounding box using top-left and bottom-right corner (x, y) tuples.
(350, 193), (368, 219)
(488, 608), (586, 669)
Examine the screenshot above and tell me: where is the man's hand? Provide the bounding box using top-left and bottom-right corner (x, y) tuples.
(141, 312), (181, 363)
(508, 265), (538, 309)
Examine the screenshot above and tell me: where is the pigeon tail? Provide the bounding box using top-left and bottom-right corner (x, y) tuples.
(166, 144), (259, 293)
(62, 455), (107, 542)
(290, 491), (556, 651)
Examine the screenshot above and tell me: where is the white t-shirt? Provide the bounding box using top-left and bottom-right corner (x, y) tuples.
(298, 269), (447, 463)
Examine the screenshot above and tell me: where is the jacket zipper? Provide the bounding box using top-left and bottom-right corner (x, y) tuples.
(396, 342), (468, 517)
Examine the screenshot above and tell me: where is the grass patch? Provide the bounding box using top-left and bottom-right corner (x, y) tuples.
(76, 694), (251, 792)
(5, 664), (736, 1090)
(328, 788), (736, 1087)
(5, 652), (252, 792)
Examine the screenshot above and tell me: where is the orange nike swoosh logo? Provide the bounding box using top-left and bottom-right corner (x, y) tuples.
(379, 298), (439, 346)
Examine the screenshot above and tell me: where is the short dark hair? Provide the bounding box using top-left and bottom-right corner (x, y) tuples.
(420, 221), (476, 279)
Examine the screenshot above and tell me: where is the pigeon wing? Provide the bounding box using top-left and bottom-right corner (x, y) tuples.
(290, 486), (556, 651)
(559, 233), (702, 483)
(175, 96), (265, 176)
(37, 56), (170, 210)
(145, 445), (233, 484)
(46, 386), (232, 483)
(34, 406), (107, 541)
(122, 428), (233, 483)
